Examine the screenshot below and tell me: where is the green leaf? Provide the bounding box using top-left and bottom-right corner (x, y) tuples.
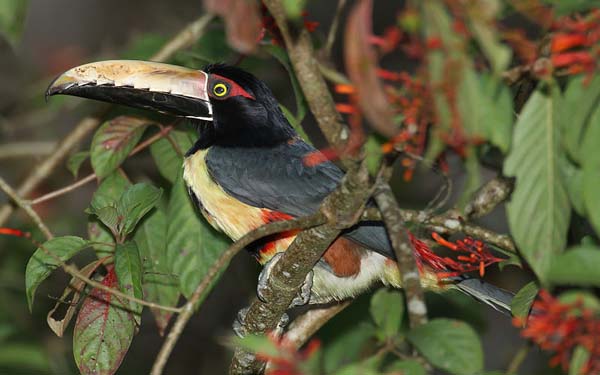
(117, 183), (162, 236)
(570, 345), (590, 375)
(480, 75), (514, 153)
(73, 267), (135, 375)
(114, 241), (143, 324)
(282, 0), (306, 19)
(365, 134), (384, 176)
(385, 359), (426, 375)
(542, 0), (600, 16)
(0, 0), (29, 46)
(407, 318), (483, 375)
(88, 172), (130, 257)
(67, 151), (90, 178)
(280, 104), (311, 145)
(134, 206), (179, 335)
(166, 172), (230, 299)
(90, 116), (152, 178)
(504, 86), (571, 282)
(230, 334), (280, 358)
(562, 74), (600, 163)
(558, 291), (600, 311)
(90, 171), (130, 211)
(92, 206), (120, 236)
(322, 322), (376, 373)
(547, 245), (600, 287)
(25, 236), (89, 310)
(466, 1), (511, 75)
(581, 105), (600, 234)
(149, 130), (195, 183)
(370, 288), (404, 341)
(333, 356), (382, 375)
(563, 160), (585, 216)
(511, 281), (539, 321)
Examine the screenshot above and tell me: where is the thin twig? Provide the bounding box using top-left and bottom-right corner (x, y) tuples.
(0, 13), (215, 227)
(0, 141), (57, 159)
(29, 174), (96, 206)
(33, 241), (182, 314)
(0, 177), (53, 240)
(28, 125), (174, 207)
(323, 0), (347, 58)
(282, 301), (351, 349)
(506, 344), (530, 374)
(150, 213), (327, 375)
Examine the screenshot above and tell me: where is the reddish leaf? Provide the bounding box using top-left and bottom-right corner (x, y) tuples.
(73, 266), (136, 375)
(90, 116), (152, 178)
(47, 257), (108, 337)
(344, 0), (397, 137)
(204, 0), (261, 53)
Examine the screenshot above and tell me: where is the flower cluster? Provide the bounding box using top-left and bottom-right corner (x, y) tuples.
(550, 9), (600, 76)
(409, 232), (504, 278)
(514, 290), (600, 373)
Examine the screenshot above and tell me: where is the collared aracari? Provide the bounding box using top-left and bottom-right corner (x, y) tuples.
(46, 60), (513, 313)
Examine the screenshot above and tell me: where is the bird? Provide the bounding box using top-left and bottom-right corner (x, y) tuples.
(46, 60), (513, 314)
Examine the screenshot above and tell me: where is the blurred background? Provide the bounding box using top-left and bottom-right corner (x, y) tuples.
(0, 1), (553, 374)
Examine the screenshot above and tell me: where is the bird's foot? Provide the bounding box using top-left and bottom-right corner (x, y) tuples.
(232, 306), (289, 340)
(257, 252), (314, 308)
(233, 306), (250, 338)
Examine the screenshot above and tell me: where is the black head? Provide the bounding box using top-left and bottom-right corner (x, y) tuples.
(195, 63), (297, 149)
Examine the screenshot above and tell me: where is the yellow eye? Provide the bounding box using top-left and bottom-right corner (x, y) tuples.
(213, 83), (228, 97)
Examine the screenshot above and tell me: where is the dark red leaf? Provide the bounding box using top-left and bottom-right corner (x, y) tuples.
(204, 0), (261, 53)
(73, 266), (136, 375)
(344, 0), (397, 137)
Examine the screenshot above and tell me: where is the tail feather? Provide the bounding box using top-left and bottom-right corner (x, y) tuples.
(453, 277), (514, 315)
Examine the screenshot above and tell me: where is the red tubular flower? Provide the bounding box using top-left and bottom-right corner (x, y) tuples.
(514, 290), (600, 373)
(0, 227), (31, 238)
(551, 33), (588, 53)
(408, 232), (504, 279)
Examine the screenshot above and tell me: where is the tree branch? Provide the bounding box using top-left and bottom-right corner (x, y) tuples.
(150, 213), (327, 375)
(0, 141), (57, 159)
(263, 0), (348, 151)
(0, 177), (53, 240)
(0, 13), (215, 227)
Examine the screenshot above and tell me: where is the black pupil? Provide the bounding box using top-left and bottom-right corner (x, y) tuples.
(216, 85), (225, 94)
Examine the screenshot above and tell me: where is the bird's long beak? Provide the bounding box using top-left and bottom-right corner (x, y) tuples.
(46, 60), (213, 120)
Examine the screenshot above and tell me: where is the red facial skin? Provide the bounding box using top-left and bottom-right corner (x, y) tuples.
(208, 74), (255, 100)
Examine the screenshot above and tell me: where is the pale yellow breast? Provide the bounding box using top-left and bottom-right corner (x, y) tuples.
(183, 149), (266, 240)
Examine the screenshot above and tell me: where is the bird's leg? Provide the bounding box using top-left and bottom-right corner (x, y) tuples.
(257, 252), (314, 307)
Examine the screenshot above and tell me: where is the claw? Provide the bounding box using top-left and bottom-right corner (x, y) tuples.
(257, 253), (314, 307)
(233, 307), (250, 338)
(290, 270), (313, 307)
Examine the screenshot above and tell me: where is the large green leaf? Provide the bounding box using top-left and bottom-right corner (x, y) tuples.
(67, 151), (90, 178)
(407, 319), (483, 375)
(570, 346), (590, 375)
(90, 116), (152, 178)
(149, 129), (195, 183)
(511, 281), (539, 322)
(0, 0), (28, 46)
(321, 322), (376, 373)
(73, 267), (135, 375)
(369, 288), (404, 341)
(384, 359), (426, 375)
(581, 105), (600, 234)
(0, 343), (50, 373)
(134, 206), (179, 335)
(114, 241), (143, 324)
(562, 74), (600, 163)
(504, 86), (571, 282)
(547, 245), (600, 287)
(166, 172), (230, 299)
(25, 236), (89, 310)
(117, 183), (162, 236)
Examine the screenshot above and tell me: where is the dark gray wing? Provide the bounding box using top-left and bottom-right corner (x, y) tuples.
(205, 140), (394, 258)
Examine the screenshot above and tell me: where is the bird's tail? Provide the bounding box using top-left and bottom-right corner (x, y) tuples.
(452, 276), (514, 315)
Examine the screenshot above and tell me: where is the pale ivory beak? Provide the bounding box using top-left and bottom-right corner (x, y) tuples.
(46, 60), (213, 120)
